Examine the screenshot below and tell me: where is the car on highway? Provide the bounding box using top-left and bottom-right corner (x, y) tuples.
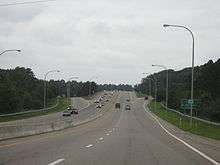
(125, 105), (131, 110)
(67, 107), (74, 114)
(64, 107), (79, 115)
(144, 96), (148, 100)
(126, 98), (130, 102)
(96, 104), (102, 108)
(62, 110), (72, 116)
(72, 108), (79, 114)
(115, 103), (120, 109)
(94, 100), (99, 103)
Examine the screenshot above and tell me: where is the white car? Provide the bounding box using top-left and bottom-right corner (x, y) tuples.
(94, 100), (99, 103)
(96, 104), (102, 108)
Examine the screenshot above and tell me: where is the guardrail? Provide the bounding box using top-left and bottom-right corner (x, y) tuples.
(0, 93), (119, 141)
(160, 103), (220, 127)
(0, 98), (59, 117)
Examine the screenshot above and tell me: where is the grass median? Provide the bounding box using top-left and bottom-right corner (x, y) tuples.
(0, 98), (70, 123)
(147, 101), (220, 140)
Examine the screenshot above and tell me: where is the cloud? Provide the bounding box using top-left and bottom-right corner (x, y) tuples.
(0, 0), (219, 84)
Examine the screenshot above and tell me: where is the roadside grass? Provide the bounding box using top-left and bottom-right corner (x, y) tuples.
(135, 91), (146, 98)
(147, 101), (220, 140)
(0, 98), (70, 123)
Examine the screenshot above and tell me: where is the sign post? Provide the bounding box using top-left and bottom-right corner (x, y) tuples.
(181, 99), (200, 110)
(180, 99), (201, 128)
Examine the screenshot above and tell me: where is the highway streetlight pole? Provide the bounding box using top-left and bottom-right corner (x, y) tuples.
(67, 76), (79, 102)
(44, 70), (60, 109)
(152, 65), (169, 111)
(146, 77), (157, 110)
(0, 49), (21, 56)
(89, 76), (98, 98)
(142, 73), (151, 96)
(163, 24), (195, 127)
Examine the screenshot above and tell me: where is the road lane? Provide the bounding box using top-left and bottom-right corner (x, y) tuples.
(0, 91), (219, 165)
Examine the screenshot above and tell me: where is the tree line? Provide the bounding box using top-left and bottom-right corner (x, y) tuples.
(0, 67), (133, 114)
(135, 59), (220, 122)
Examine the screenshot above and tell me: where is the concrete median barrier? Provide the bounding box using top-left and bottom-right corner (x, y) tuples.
(0, 93), (118, 141)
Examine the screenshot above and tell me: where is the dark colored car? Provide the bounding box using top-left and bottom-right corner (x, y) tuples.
(62, 110), (71, 116)
(115, 103), (120, 109)
(72, 108), (79, 114)
(144, 96), (148, 100)
(126, 99), (130, 102)
(66, 107), (79, 115)
(125, 105), (131, 110)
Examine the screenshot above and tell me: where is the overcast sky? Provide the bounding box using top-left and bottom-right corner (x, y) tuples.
(0, 0), (219, 85)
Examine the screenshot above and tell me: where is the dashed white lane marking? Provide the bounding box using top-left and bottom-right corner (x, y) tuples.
(48, 159), (65, 165)
(109, 130), (112, 133)
(106, 133), (110, 136)
(143, 102), (220, 165)
(99, 137), (104, 140)
(85, 144), (93, 148)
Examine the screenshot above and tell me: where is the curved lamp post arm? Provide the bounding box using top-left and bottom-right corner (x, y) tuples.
(0, 49), (21, 56)
(163, 24), (194, 41)
(68, 77), (79, 82)
(43, 70), (60, 109)
(152, 64), (167, 70)
(163, 24), (195, 127)
(44, 70), (60, 80)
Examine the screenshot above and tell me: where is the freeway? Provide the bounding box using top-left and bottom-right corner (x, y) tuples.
(0, 91), (219, 165)
(0, 91), (117, 140)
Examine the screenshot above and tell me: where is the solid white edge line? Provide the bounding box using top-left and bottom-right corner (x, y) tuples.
(143, 102), (220, 165)
(48, 159), (65, 165)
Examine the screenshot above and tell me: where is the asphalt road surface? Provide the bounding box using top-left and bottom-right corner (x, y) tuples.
(0, 91), (219, 165)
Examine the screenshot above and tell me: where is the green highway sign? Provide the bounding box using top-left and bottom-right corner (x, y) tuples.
(180, 99), (201, 109)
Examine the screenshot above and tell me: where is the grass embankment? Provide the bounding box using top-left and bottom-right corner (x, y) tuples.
(147, 101), (220, 140)
(0, 98), (70, 123)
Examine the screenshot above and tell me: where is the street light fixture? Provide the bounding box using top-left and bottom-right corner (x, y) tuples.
(142, 73), (151, 97)
(0, 49), (21, 56)
(163, 24), (195, 127)
(152, 64), (169, 111)
(67, 76), (79, 101)
(163, 24), (170, 28)
(146, 77), (157, 111)
(44, 70), (60, 109)
(89, 76), (98, 97)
